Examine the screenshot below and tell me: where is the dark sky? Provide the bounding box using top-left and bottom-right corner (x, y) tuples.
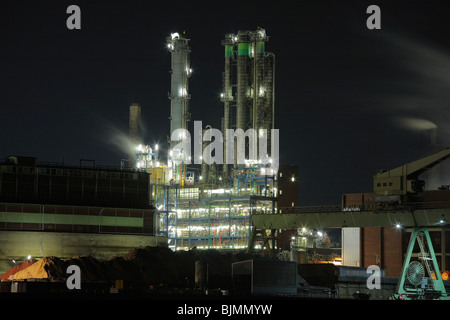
(1, 0), (450, 205)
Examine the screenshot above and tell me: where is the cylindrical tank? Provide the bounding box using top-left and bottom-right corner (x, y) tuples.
(236, 32), (251, 168)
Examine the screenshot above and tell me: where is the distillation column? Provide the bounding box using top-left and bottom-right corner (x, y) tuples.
(167, 33), (191, 157)
(253, 29), (274, 159)
(221, 35), (235, 177)
(225, 28), (275, 169)
(236, 31), (252, 167)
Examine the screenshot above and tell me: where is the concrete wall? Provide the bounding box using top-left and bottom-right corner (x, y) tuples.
(0, 230), (168, 274)
(342, 227), (360, 267)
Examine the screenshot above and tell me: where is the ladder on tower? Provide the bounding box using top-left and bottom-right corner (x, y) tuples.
(417, 233), (437, 289)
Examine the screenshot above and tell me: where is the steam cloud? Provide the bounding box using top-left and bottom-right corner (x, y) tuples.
(397, 117), (437, 131)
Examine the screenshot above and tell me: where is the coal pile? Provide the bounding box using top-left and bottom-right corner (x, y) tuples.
(0, 246), (256, 294)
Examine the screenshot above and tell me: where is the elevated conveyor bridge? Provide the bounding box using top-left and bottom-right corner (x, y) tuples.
(250, 201), (450, 231)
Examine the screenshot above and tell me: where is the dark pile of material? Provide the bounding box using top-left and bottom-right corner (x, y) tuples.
(0, 246), (256, 292)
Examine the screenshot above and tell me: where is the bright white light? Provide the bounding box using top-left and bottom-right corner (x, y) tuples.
(259, 87), (265, 97)
(258, 29), (266, 39)
(171, 32), (180, 39)
(259, 129), (264, 137)
(155, 144), (158, 151)
(27, 255), (32, 260)
(199, 176), (203, 180)
(395, 224), (401, 229)
(317, 232), (323, 237)
(291, 176), (295, 182)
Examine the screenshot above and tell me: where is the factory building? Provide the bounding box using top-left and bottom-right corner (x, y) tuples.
(274, 165), (299, 250)
(0, 155), (159, 274)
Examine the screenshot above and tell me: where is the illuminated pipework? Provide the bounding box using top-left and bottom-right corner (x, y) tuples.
(162, 186), (275, 251)
(135, 144), (159, 169)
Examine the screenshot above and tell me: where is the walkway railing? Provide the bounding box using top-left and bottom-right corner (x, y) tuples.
(276, 201), (450, 214)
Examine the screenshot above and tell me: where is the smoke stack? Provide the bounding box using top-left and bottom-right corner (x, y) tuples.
(129, 103), (142, 168)
(167, 32), (191, 156)
(429, 126), (441, 189)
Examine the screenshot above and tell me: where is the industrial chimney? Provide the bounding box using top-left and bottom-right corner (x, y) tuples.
(129, 103), (142, 168)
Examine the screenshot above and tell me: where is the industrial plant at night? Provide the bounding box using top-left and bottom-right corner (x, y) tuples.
(2, 1), (450, 306)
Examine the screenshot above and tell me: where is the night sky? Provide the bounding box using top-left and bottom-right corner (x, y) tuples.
(1, 1), (450, 205)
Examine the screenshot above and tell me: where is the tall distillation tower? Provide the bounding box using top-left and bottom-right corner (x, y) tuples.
(221, 28), (275, 177)
(167, 33), (191, 153)
(167, 32), (192, 183)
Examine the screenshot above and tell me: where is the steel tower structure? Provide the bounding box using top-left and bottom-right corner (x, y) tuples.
(221, 28), (275, 174)
(167, 32), (192, 158)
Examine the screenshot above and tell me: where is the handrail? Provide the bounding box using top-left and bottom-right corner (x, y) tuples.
(275, 201), (450, 214)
